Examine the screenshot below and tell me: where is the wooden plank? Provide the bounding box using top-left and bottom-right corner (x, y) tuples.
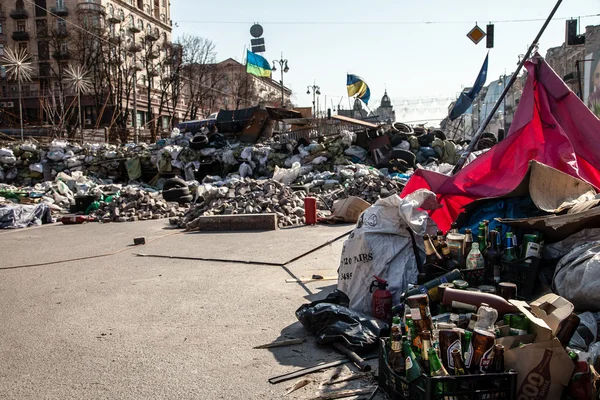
(196, 213), (278, 232)
(253, 338), (305, 349)
(285, 277), (338, 283)
(310, 387), (374, 400)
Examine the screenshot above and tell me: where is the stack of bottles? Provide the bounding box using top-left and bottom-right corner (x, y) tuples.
(422, 221), (544, 286)
(387, 290), (582, 386)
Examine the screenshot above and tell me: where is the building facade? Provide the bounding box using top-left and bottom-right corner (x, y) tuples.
(0, 0), (183, 137)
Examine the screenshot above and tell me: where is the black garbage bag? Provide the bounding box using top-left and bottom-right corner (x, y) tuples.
(295, 290), (389, 353)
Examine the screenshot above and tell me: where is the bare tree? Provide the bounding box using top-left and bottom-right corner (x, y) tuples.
(177, 34), (225, 121)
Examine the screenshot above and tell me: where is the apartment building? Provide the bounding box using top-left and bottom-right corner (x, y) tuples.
(0, 0), (183, 136)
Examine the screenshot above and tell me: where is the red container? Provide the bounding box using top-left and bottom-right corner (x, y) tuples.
(61, 215), (88, 225)
(304, 197), (317, 225)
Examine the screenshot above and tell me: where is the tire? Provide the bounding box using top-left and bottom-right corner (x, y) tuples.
(189, 134), (209, 150)
(177, 194), (194, 204)
(163, 177), (187, 191)
(162, 187), (190, 201)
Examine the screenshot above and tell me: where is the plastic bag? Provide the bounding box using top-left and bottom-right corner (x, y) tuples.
(311, 156), (328, 165)
(338, 189), (439, 315)
(238, 162), (253, 178)
(0, 148), (15, 157)
(344, 145), (368, 161)
(295, 290), (388, 352)
(340, 130), (356, 147)
(273, 162), (301, 185)
(0, 156), (17, 164)
(569, 312), (600, 351)
(553, 241), (600, 311)
(29, 163), (44, 174)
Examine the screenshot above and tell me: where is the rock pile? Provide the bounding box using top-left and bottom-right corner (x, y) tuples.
(88, 186), (188, 223)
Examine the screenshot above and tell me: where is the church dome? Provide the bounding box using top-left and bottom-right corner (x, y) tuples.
(380, 91), (391, 107)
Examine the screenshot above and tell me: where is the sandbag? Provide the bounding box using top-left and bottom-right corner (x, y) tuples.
(337, 189), (438, 315)
(553, 241), (600, 311)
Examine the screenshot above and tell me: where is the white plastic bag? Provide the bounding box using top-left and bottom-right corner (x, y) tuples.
(29, 163), (44, 173)
(239, 162), (253, 178)
(311, 156), (328, 165)
(344, 145), (368, 161)
(0, 156), (17, 164)
(337, 190), (439, 315)
(0, 148), (14, 157)
(273, 162), (301, 185)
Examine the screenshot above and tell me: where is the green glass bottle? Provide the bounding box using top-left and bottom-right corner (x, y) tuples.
(428, 347), (449, 394)
(509, 314), (530, 336)
(463, 330), (473, 369)
(502, 232), (517, 263)
(403, 337), (423, 382)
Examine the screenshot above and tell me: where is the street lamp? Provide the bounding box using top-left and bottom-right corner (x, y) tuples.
(307, 83), (321, 117)
(272, 54), (289, 108)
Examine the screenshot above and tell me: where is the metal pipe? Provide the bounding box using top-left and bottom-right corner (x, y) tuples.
(452, 0), (564, 175)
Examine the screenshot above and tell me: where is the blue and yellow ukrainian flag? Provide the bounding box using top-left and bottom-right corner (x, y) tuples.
(347, 74), (371, 105)
(246, 50), (272, 78)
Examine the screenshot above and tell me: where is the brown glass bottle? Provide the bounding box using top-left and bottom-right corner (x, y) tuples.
(497, 282), (518, 301)
(486, 230), (501, 282)
(406, 294), (433, 334)
(485, 344), (505, 373)
(388, 333), (406, 375)
(470, 329), (496, 373)
(462, 229), (474, 268)
(442, 287), (519, 316)
(556, 313), (581, 347)
(439, 329), (462, 372)
(420, 330), (433, 372)
(424, 234), (443, 266)
(452, 348), (468, 375)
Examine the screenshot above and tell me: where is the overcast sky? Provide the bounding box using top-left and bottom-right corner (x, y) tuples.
(171, 0), (600, 125)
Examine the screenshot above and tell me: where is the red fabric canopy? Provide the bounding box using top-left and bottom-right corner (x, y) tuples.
(401, 56), (600, 232)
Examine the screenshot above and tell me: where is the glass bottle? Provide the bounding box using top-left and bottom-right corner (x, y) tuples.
(470, 329), (496, 373)
(466, 242), (484, 270)
(403, 337), (423, 382)
(420, 330), (433, 371)
(406, 294), (434, 334)
(388, 330), (406, 374)
(556, 313), (581, 347)
(463, 228), (474, 268)
(424, 234), (443, 266)
(485, 344), (505, 373)
(429, 347), (450, 376)
(502, 232), (517, 263)
(390, 315), (402, 346)
(497, 282), (517, 300)
(509, 314), (530, 336)
(487, 230), (502, 283)
(452, 348), (469, 375)
(463, 330), (473, 369)
(439, 329), (462, 371)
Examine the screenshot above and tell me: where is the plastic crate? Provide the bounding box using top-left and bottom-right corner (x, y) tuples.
(500, 256), (541, 300)
(378, 339), (517, 400)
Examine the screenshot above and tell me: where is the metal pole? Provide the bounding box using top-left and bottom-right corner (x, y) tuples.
(78, 90), (82, 141)
(280, 66), (284, 108)
(18, 77), (24, 141)
(452, 0), (564, 175)
(132, 52), (138, 144)
(576, 60), (583, 100)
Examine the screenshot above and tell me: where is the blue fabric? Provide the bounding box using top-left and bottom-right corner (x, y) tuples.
(347, 74), (371, 105)
(449, 53), (489, 121)
(246, 50), (271, 70)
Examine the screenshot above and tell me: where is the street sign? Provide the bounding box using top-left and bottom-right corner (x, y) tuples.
(467, 24), (486, 45)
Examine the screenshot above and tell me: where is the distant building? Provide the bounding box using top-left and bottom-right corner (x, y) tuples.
(337, 97), (368, 120)
(373, 91), (395, 123)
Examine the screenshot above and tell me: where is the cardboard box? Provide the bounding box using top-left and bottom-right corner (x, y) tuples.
(324, 196), (371, 223)
(503, 294), (575, 399)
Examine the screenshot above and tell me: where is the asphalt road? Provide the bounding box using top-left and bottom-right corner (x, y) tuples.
(0, 221), (383, 399)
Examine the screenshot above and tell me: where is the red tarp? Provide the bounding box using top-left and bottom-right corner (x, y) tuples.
(401, 55), (600, 231)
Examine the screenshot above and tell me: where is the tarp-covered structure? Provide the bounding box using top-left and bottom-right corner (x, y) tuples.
(401, 55), (600, 231)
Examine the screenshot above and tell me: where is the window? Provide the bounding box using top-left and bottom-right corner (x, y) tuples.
(108, 4), (114, 17)
(146, 23), (152, 34)
(36, 19), (47, 36)
(137, 19), (143, 31)
(16, 0), (25, 9)
(0, 44), (4, 56)
(137, 0), (143, 10)
(18, 42), (28, 53)
(162, 0), (166, 7)
(144, 4), (150, 14)
(0, 22), (3, 34)
(57, 0), (64, 7)
(160, 13), (165, 22)
(16, 20), (26, 32)
(34, 0), (46, 17)
(60, 41), (68, 52)
(57, 18), (66, 34)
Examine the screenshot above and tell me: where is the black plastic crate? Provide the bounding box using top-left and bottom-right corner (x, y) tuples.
(500, 256), (541, 300)
(378, 339), (517, 400)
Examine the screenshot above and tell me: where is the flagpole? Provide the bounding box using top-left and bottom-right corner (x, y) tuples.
(451, 0), (563, 176)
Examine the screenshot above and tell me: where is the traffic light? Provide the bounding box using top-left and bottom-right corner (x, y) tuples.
(566, 19), (585, 46)
(486, 24), (494, 49)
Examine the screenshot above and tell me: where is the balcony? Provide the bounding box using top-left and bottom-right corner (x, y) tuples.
(127, 43), (142, 53)
(108, 35), (121, 45)
(76, 2), (105, 14)
(147, 50), (159, 59)
(53, 49), (70, 60)
(50, 5), (68, 16)
(12, 31), (30, 41)
(128, 24), (141, 33)
(146, 30), (159, 41)
(56, 28), (69, 38)
(10, 8), (29, 19)
(107, 13), (122, 24)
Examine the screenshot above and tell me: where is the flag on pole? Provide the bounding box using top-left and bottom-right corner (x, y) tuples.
(449, 53), (489, 120)
(246, 50), (272, 78)
(347, 74), (371, 105)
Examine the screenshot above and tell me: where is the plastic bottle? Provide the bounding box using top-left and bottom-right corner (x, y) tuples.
(466, 242), (484, 270)
(474, 303), (499, 333)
